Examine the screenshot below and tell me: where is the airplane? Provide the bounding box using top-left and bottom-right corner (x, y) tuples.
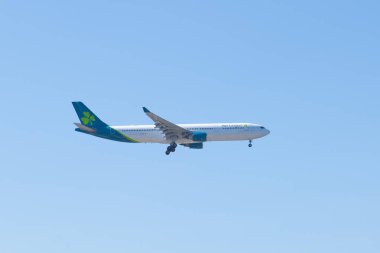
(72, 102), (270, 155)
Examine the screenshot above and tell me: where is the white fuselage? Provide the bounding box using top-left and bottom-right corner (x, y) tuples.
(112, 123), (270, 144)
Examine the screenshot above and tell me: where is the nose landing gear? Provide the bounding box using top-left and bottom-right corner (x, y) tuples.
(165, 142), (177, 155)
(248, 140), (253, 148)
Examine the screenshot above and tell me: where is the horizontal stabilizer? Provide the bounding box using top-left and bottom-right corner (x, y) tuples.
(74, 123), (96, 133)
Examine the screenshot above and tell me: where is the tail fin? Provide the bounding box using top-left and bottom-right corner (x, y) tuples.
(72, 102), (108, 129)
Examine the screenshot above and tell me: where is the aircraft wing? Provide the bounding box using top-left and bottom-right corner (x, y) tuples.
(143, 107), (192, 141)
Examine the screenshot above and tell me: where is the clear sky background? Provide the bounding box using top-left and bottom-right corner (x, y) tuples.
(0, 1), (379, 252)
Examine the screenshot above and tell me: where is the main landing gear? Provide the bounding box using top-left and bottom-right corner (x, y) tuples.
(165, 142), (177, 155)
(248, 140), (253, 148)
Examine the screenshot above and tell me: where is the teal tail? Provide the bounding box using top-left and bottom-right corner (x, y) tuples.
(72, 101), (139, 143)
(72, 102), (108, 129)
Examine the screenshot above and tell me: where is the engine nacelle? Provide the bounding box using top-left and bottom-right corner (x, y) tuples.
(191, 132), (207, 142)
(184, 143), (203, 149)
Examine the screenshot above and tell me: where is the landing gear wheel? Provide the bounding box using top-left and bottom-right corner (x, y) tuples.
(165, 142), (177, 155)
(248, 143), (252, 147)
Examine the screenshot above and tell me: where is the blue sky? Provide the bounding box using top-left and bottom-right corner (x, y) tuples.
(0, 1), (379, 252)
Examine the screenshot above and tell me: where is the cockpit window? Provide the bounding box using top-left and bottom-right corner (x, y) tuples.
(260, 126), (265, 129)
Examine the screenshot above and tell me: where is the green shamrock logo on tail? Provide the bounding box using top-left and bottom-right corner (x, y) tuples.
(81, 111), (96, 126)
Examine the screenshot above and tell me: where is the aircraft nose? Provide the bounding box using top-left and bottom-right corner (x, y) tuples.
(263, 128), (270, 136)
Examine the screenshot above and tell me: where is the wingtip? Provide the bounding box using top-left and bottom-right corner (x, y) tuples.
(143, 107), (150, 113)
